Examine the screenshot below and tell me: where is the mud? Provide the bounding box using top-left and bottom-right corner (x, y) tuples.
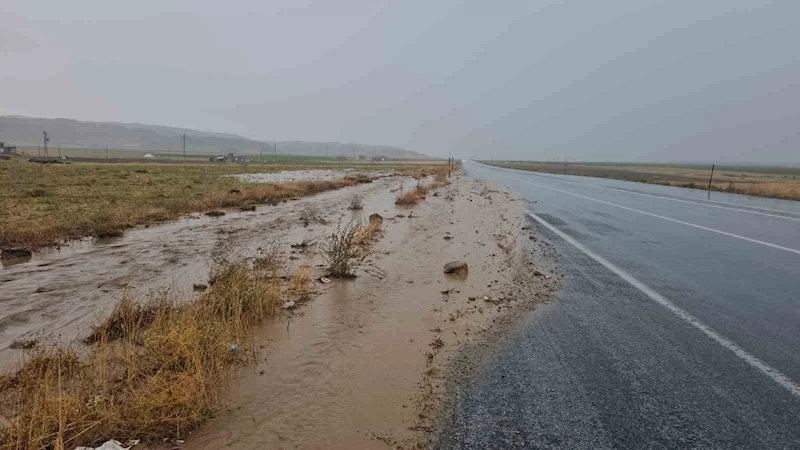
(1, 169), (557, 449)
(184, 175), (557, 449)
(233, 169), (392, 183)
(0, 173), (404, 366)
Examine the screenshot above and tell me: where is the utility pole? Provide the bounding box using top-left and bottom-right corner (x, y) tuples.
(260, 146), (263, 162)
(274, 143), (277, 159)
(42, 131), (49, 157)
(168, 147), (171, 160)
(58, 146), (61, 158)
(106, 145), (109, 161)
(326, 145), (329, 159)
(707, 164), (716, 199)
(182, 134), (187, 159)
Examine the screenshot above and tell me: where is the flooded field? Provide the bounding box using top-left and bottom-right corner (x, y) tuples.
(0, 173), (399, 366)
(185, 176), (557, 449)
(0, 168), (556, 449)
(232, 168), (393, 183)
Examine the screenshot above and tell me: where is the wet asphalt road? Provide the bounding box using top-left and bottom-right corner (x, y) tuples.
(435, 161), (800, 449)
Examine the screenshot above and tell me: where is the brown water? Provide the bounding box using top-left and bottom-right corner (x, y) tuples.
(1, 172), (552, 449)
(0, 175), (406, 367)
(185, 176), (542, 449)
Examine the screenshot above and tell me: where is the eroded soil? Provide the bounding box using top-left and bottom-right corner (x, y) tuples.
(186, 174), (559, 449)
(1, 170), (558, 449)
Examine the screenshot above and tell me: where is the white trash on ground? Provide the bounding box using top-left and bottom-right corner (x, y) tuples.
(75, 439), (139, 450)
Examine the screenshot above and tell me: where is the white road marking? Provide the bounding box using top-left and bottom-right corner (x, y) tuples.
(591, 185), (800, 222)
(527, 211), (800, 398)
(509, 176), (800, 256)
(478, 162), (800, 218)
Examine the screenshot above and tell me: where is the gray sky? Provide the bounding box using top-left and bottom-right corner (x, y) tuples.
(1, 0), (798, 163)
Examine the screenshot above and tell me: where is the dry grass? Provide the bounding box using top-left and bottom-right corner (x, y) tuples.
(484, 161), (800, 201)
(0, 257), (286, 449)
(354, 217), (382, 246)
(394, 189), (419, 205)
(289, 263), (313, 299)
(414, 181), (429, 198)
(0, 161), (364, 251)
(320, 220), (370, 277)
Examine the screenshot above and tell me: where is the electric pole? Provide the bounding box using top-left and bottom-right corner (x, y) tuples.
(106, 145), (109, 161)
(182, 134), (187, 159)
(326, 145), (329, 159)
(42, 131), (49, 157)
(58, 146), (61, 158)
(274, 143), (277, 159)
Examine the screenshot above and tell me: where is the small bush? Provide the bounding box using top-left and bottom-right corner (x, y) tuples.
(394, 189), (418, 205)
(414, 180), (428, 198)
(28, 188), (49, 198)
(320, 220), (369, 277)
(348, 193), (364, 210)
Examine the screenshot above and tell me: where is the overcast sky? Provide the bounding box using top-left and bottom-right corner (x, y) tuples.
(1, 1), (798, 163)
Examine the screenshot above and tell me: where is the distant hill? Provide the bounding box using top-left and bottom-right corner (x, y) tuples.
(0, 115), (429, 159)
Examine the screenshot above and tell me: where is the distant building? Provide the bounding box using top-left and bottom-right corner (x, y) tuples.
(357, 154), (367, 160)
(143, 153), (155, 158)
(210, 153), (241, 162)
(371, 155), (387, 162)
(0, 142), (17, 155)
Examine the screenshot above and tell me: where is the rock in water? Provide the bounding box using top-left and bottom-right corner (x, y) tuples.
(369, 213), (384, 225)
(443, 261), (468, 274)
(1, 247), (32, 259)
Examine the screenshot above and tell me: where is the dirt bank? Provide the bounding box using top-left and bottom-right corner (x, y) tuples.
(184, 174), (558, 449)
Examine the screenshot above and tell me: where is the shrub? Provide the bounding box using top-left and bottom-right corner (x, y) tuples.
(348, 193), (364, 210)
(320, 220), (369, 277)
(394, 189), (418, 205)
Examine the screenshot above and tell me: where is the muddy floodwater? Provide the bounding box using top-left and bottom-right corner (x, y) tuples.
(185, 175), (556, 449)
(0, 169), (556, 448)
(232, 169), (392, 183)
(0, 172), (401, 366)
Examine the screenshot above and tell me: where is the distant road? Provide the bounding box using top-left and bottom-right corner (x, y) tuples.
(436, 160), (800, 449)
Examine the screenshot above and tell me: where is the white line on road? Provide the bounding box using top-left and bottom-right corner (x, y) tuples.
(591, 185), (800, 222)
(527, 211), (800, 398)
(478, 161), (800, 218)
(509, 176), (800, 256)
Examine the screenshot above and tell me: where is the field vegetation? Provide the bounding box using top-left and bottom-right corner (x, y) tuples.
(483, 161), (800, 201)
(0, 159), (447, 250)
(0, 253), (294, 449)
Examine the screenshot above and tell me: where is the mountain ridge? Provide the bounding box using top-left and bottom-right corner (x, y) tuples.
(0, 115), (429, 159)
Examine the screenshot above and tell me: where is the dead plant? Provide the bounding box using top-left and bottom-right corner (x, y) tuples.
(320, 219), (369, 277)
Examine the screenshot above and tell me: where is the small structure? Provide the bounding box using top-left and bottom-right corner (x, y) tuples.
(0, 142), (17, 155)
(143, 153), (155, 158)
(371, 155), (387, 162)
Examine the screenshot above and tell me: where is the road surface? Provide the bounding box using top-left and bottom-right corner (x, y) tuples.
(435, 161), (800, 449)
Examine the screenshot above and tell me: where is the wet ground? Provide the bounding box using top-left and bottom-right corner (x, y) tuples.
(185, 174), (556, 449)
(1, 167), (558, 449)
(232, 169), (393, 183)
(432, 161), (800, 449)
(0, 173), (400, 366)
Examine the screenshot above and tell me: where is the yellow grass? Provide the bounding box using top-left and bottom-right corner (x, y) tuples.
(0, 259), (285, 449)
(0, 161), (361, 250)
(484, 161), (800, 201)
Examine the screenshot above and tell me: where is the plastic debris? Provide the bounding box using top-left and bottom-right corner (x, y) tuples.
(75, 439), (140, 450)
